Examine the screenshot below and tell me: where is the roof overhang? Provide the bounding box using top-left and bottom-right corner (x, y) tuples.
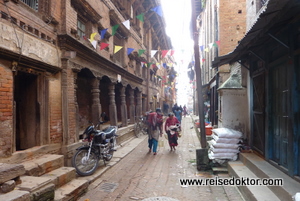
(212, 0), (300, 67)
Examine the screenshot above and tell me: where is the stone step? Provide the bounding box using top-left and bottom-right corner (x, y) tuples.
(240, 153), (300, 201)
(0, 163), (25, 184)
(212, 166), (228, 175)
(228, 161), (281, 201)
(54, 179), (89, 201)
(0, 189), (30, 201)
(16, 176), (55, 201)
(41, 166), (77, 189)
(116, 124), (135, 145)
(21, 154), (64, 176)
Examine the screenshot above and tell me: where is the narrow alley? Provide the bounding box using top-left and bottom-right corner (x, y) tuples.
(77, 116), (244, 201)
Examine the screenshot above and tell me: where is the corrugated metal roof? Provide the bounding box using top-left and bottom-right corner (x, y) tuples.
(212, 0), (299, 67)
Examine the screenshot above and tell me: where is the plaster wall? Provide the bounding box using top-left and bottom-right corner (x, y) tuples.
(218, 88), (249, 138)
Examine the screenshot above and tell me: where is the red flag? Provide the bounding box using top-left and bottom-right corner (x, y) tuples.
(100, 43), (109, 50)
(216, 40), (220, 46)
(161, 50), (169, 58)
(170, 50), (175, 56)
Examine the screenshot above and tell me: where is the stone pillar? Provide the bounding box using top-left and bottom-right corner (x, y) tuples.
(108, 83), (117, 126)
(91, 78), (101, 125)
(120, 86), (127, 126)
(129, 89), (135, 124)
(136, 91), (142, 117)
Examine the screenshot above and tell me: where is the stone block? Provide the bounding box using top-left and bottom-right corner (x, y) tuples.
(0, 189), (30, 201)
(0, 163), (26, 184)
(196, 148), (211, 171)
(0, 180), (16, 193)
(16, 176), (55, 201)
(41, 167), (76, 189)
(22, 155), (64, 176)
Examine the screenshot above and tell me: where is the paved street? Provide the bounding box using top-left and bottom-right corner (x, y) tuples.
(78, 116), (244, 201)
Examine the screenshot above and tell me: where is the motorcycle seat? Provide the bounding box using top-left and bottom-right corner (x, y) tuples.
(102, 126), (116, 138)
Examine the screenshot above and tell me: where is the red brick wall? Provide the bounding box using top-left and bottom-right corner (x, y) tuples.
(219, 0), (246, 56)
(0, 64), (13, 157)
(68, 69), (77, 144)
(49, 75), (63, 144)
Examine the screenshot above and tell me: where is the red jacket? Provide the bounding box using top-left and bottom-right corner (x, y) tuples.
(164, 116), (180, 132)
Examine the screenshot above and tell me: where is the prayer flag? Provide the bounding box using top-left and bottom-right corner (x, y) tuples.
(100, 43), (109, 50)
(138, 49), (145, 56)
(127, 48), (134, 55)
(136, 13), (144, 23)
(100, 29), (108, 40)
(122, 20), (130, 30)
(112, 24), (120, 36)
(114, 45), (123, 54)
(151, 50), (158, 58)
(151, 6), (163, 17)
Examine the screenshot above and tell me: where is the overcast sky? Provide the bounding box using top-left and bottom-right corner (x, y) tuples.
(161, 0), (194, 107)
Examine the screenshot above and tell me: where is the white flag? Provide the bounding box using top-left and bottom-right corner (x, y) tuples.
(122, 20), (130, 30)
(151, 50), (158, 58)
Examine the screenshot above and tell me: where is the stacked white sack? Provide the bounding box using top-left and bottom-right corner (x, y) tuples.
(208, 128), (242, 161)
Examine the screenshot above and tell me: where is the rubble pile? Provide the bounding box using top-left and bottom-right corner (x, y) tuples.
(208, 128), (242, 163)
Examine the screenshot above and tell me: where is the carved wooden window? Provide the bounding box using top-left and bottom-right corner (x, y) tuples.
(20, 0), (39, 10)
(20, 0), (51, 16)
(77, 19), (86, 39)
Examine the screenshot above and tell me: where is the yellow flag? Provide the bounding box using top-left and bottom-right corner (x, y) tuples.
(114, 45), (123, 54)
(89, 32), (97, 42)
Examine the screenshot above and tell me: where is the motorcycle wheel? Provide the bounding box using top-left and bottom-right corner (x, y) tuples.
(72, 149), (99, 176)
(105, 139), (116, 161)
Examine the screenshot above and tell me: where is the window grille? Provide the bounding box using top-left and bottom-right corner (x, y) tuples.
(21, 0), (39, 11)
(77, 19), (86, 39)
(261, 0), (267, 6)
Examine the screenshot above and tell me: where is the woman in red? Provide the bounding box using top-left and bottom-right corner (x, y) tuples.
(164, 113), (180, 151)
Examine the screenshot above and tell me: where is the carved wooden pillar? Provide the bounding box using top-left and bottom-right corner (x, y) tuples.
(149, 101), (153, 112)
(120, 86), (128, 126)
(91, 78), (101, 125)
(136, 91), (142, 117)
(129, 88), (135, 124)
(74, 71), (79, 142)
(108, 83), (117, 126)
(61, 59), (69, 145)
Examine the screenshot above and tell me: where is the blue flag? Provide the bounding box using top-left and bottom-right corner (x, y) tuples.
(127, 48), (134, 55)
(151, 6), (163, 17)
(100, 29), (108, 40)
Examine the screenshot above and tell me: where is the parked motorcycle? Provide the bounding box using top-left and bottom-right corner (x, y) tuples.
(72, 122), (118, 176)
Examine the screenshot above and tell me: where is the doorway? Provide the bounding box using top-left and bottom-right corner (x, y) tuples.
(14, 71), (40, 150)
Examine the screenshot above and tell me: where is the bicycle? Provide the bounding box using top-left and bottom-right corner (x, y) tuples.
(134, 115), (148, 137)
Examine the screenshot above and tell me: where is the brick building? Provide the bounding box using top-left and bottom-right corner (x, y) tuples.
(195, 0), (300, 191)
(196, 0), (247, 127)
(0, 0), (172, 162)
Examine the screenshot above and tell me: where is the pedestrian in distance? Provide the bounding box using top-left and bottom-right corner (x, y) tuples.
(174, 107), (182, 123)
(183, 105), (187, 117)
(147, 108), (163, 155)
(165, 112), (180, 151)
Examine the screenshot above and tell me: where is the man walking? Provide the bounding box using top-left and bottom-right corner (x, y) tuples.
(147, 108), (163, 155)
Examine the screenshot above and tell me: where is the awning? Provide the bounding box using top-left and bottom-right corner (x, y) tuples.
(212, 0), (297, 67)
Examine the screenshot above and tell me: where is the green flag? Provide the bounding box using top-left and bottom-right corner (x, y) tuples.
(136, 13), (144, 23)
(112, 24), (120, 36)
(138, 49), (145, 56)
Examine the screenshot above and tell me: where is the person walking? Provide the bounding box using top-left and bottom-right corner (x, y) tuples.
(174, 107), (182, 123)
(147, 108), (163, 155)
(164, 113), (180, 151)
(183, 105), (187, 117)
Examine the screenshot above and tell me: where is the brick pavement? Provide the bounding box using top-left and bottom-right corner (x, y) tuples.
(78, 116), (244, 201)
